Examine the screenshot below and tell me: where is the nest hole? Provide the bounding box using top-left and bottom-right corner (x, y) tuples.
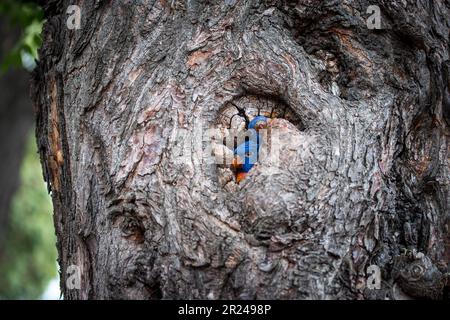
(212, 95), (304, 187)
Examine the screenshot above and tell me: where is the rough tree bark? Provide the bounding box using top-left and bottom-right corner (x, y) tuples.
(32, 0), (450, 299)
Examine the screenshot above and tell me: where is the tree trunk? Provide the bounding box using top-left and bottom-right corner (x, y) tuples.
(32, 0), (450, 299)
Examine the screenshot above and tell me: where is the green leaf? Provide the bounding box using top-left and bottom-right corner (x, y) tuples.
(0, 0), (43, 73)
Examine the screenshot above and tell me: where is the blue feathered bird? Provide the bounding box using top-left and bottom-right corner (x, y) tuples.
(231, 116), (268, 183)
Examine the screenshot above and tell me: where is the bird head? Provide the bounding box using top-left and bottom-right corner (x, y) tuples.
(248, 115), (269, 131)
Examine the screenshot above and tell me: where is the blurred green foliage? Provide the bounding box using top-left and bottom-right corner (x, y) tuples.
(0, 1), (56, 299)
(0, 133), (57, 299)
(0, 0), (44, 71)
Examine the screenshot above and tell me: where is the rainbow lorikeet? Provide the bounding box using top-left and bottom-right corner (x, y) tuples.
(231, 116), (269, 183)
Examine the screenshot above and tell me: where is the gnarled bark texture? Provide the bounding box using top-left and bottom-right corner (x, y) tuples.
(32, 0), (450, 299)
